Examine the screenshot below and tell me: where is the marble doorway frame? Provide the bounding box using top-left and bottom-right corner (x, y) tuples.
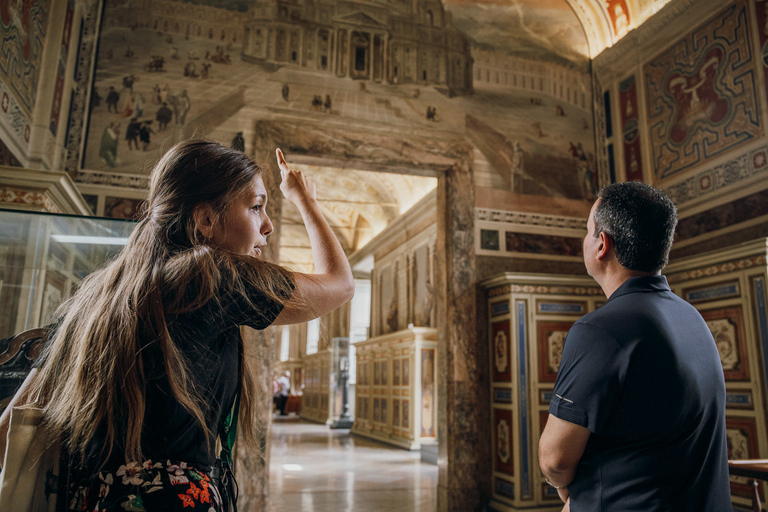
(234, 119), (490, 512)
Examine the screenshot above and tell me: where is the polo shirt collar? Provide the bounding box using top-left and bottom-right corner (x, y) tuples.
(607, 274), (670, 301)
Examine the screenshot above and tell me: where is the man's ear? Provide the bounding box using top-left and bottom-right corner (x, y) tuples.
(596, 231), (613, 261)
(193, 204), (215, 240)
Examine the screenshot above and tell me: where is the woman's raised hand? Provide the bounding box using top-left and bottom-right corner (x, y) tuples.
(276, 148), (316, 206)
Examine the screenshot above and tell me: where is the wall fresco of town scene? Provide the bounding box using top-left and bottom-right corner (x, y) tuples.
(84, 0), (596, 218)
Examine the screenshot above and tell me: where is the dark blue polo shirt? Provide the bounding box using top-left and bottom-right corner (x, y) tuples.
(549, 275), (731, 511)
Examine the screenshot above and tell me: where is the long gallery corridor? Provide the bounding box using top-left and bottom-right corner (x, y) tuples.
(269, 416), (438, 511)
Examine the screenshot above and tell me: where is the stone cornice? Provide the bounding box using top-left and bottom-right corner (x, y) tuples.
(0, 165), (92, 215)
(75, 169), (150, 190)
(665, 237), (768, 279)
(474, 208), (586, 231)
(479, 272), (600, 292)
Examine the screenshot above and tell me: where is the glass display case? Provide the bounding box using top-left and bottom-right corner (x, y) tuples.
(0, 209), (135, 409)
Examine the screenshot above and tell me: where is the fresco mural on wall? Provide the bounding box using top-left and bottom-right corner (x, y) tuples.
(83, 0), (596, 203)
(0, 0), (51, 150)
(644, 0), (762, 181)
(446, 0), (597, 201)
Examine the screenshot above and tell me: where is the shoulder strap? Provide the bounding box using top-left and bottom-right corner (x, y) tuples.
(219, 387), (241, 465)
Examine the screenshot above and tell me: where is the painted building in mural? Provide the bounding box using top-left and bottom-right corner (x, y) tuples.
(101, 0), (245, 44)
(242, 0), (473, 93)
(472, 50), (591, 110)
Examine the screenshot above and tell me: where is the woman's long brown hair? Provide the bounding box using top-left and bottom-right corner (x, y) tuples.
(27, 140), (294, 465)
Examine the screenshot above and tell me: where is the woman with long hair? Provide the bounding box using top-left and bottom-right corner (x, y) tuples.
(0, 140), (354, 511)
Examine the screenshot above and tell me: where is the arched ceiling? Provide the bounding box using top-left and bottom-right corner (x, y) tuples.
(563, 0), (675, 57)
(444, 0), (673, 61)
(278, 164), (437, 273)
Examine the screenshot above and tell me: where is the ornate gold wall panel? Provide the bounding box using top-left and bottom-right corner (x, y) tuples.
(666, 238), (768, 508)
(351, 327), (437, 450)
(300, 351), (331, 424)
(482, 274), (603, 511)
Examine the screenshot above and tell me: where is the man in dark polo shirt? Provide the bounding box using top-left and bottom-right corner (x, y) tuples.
(539, 182), (731, 511)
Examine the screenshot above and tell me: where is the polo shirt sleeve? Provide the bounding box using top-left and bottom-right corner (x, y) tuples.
(549, 321), (628, 434)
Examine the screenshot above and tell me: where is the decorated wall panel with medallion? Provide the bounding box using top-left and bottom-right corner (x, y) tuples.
(644, 0), (761, 182)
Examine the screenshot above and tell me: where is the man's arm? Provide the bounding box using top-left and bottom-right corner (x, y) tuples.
(539, 414), (591, 502)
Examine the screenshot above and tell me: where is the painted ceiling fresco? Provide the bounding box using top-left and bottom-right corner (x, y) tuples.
(444, 0), (590, 70)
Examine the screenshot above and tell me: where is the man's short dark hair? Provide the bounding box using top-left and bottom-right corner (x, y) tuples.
(593, 182), (678, 273)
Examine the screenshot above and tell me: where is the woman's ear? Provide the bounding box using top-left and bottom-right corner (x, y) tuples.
(192, 204), (215, 240)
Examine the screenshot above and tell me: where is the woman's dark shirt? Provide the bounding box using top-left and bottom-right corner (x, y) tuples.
(36, 260), (290, 474)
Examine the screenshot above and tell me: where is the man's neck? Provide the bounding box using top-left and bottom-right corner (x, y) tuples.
(598, 266), (656, 299)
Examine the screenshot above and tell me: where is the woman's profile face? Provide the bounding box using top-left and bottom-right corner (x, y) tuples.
(211, 176), (273, 257)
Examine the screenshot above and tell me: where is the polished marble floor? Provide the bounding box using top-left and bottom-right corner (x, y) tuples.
(269, 415), (438, 512)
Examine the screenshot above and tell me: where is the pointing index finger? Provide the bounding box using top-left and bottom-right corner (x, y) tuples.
(276, 148), (288, 175)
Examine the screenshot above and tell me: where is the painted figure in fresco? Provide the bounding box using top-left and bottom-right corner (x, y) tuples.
(282, 83), (290, 101)
(91, 87), (101, 108)
(539, 182), (731, 511)
(98, 122), (120, 168)
(170, 90), (191, 126)
(122, 74), (135, 91)
(125, 118), (141, 150)
(121, 91), (135, 118)
(133, 92), (144, 119)
(231, 131), (245, 152)
(146, 56), (165, 72)
(152, 83), (169, 104)
(155, 102), (173, 131)
(183, 62), (198, 78)
(511, 141), (524, 182)
(139, 121), (154, 151)
(106, 86), (119, 113)
(323, 95), (332, 113)
(612, 3), (628, 36)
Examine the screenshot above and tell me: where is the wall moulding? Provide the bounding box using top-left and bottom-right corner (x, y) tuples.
(0, 165), (92, 215)
(663, 140), (768, 215)
(75, 169), (149, 190)
(475, 208), (586, 232)
(666, 238), (768, 283)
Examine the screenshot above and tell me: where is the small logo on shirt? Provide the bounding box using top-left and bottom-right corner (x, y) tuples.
(555, 393), (574, 404)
